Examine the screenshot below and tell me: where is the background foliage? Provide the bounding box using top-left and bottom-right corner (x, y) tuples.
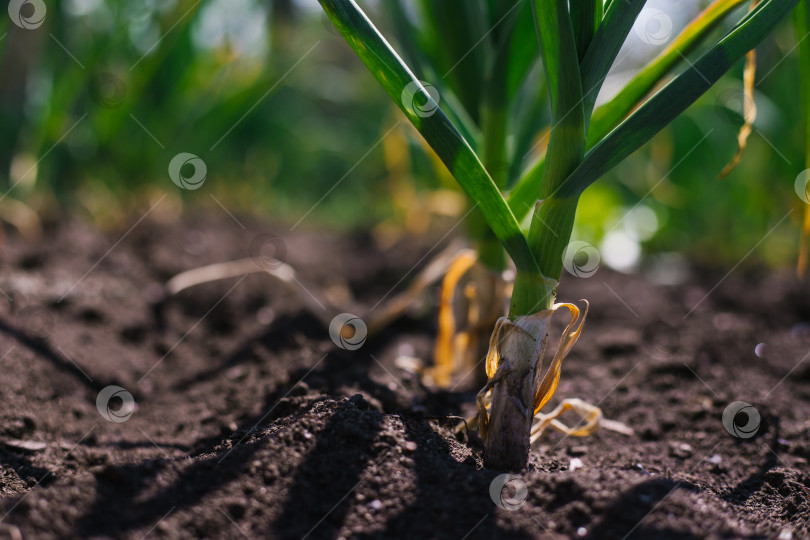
(0, 0), (806, 271)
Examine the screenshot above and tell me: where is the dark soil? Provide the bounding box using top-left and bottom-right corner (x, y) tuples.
(0, 215), (809, 539)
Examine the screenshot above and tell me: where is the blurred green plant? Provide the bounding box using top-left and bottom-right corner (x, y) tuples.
(0, 0), (806, 276)
(320, 0), (801, 470)
(0, 0), (406, 227)
(794, 0), (810, 275)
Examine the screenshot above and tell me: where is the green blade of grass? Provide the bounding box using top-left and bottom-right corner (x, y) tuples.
(793, 0), (810, 275)
(507, 72), (548, 190)
(483, 0), (524, 187)
(795, 0), (810, 168)
(417, 0), (488, 124)
(505, 0), (541, 100)
(502, 0), (545, 189)
(319, 0), (539, 274)
(797, 1), (810, 168)
(383, 2), (483, 150)
(570, 0), (604, 62)
(588, 0), (749, 148)
(580, 0), (646, 122)
(554, 0), (800, 199)
(508, 0), (748, 221)
(530, 0), (585, 197)
(509, 0), (642, 213)
(514, 0), (584, 293)
(507, 151), (546, 224)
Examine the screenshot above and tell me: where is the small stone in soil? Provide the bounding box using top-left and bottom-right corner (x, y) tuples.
(403, 441), (417, 452)
(790, 322), (810, 341)
(257, 306), (275, 325)
(2, 439), (47, 452)
(568, 445), (587, 456)
(669, 442), (693, 459)
(397, 343), (415, 357)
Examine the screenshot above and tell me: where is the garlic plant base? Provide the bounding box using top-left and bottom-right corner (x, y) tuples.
(472, 301), (632, 468)
(477, 301), (587, 441)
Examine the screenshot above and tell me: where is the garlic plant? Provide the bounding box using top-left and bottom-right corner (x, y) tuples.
(320, 0), (801, 470)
